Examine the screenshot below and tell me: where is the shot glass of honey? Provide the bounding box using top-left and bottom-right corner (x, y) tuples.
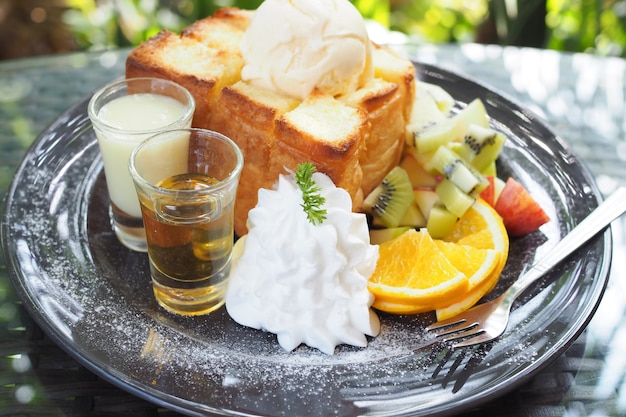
(129, 128), (243, 315)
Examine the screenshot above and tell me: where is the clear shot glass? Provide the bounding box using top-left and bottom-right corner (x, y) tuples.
(129, 128), (244, 316)
(88, 77), (195, 252)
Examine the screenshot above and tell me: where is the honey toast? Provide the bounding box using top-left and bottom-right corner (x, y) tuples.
(126, 7), (415, 236)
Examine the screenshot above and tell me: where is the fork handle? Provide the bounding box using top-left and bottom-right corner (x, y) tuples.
(505, 186), (626, 300)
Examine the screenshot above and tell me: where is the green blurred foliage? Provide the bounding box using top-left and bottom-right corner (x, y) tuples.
(61, 0), (626, 57)
(546, 0), (626, 56)
(389, 0), (489, 44)
(354, 0), (390, 26)
(63, 0), (263, 49)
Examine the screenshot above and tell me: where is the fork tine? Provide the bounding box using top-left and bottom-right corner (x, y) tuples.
(425, 317), (466, 332)
(428, 320), (479, 338)
(451, 331), (494, 349)
(440, 326), (484, 343)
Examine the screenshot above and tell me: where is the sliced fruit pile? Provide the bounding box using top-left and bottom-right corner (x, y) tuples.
(368, 198), (508, 320)
(364, 81), (549, 240)
(363, 80), (550, 318)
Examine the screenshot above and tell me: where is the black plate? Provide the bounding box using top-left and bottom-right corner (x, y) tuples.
(1, 63), (611, 417)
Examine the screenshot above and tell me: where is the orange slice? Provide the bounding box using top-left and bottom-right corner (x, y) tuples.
(368, 229), (469, 308)
(375, 240), (501, 315)
(434, 266), (502, 320)
(442, 198), (509, 283)
(444, 198), (508, 254)
(434, 240), (500, 289)
(372, 299), (434, 315)
(369, 198), (509, 318)
(435, 198), (509, 320)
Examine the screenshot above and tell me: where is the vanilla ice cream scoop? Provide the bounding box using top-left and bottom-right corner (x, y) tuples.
(240, 0), (374, 100)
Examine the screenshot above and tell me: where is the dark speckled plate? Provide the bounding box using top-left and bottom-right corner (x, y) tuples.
(1, 63), (611, 417)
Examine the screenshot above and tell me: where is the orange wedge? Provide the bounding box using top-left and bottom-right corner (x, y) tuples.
(369, 198), (509, 317)
(368, 229), (469, 308)
(435, 198), (509, 320)
(434, 240), (500, 289)
(372, 299), (435, 315)
(434, 266), (502, 320)
(374, 240), (501, 315)
(442, 197), (509, 287)
(443, 198), (508, 256)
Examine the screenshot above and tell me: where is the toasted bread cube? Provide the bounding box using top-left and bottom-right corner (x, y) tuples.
(211, 81), (301, 236)
(341, 78), (406, 194)
(213, 81), (299, 167)
(126, 30), (242, 127)
(273, 96), (365, 201)
(372, 45), (415, 120)
(182, 8), (253, 52)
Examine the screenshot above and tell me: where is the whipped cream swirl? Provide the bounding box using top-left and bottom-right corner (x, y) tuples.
(225, 171), (380, 355)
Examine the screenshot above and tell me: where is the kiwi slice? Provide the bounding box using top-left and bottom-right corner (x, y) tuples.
(457, 124), (506, 171)
(426, 145), (489, 196)
(427, 203), (459, 239)
(363, 166), (414, 228)
(436, 178), (475, 218)
(413, 118), (457, 154)
(369, 227), (411, 245)
(451, 98), (489, 139)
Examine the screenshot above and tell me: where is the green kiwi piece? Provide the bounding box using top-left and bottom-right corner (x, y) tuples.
(413, 118), (457, 154)
(369, 227), (411, 245)
(427, 203), (459, 239)
(457, 124), (506, 171)
(451, 99), (489, 140)
(363, 166), (414, 228)
(436, 178), (475, 218)
(426, 145), (488, 195)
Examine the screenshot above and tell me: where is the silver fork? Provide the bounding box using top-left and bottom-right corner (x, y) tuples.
(426, 186), (626, 349)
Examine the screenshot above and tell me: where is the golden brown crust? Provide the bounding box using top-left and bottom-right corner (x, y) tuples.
(276, 96), (363, 161)
(126, 29), (236, 128)
(125, 8), (415, 236)
(182, 8), (252, 51)
(341, 78), (406, 195)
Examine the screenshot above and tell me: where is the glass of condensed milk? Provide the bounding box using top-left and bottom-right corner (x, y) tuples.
(88, 78), (195, 252)
(129, 128), (243, 315)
